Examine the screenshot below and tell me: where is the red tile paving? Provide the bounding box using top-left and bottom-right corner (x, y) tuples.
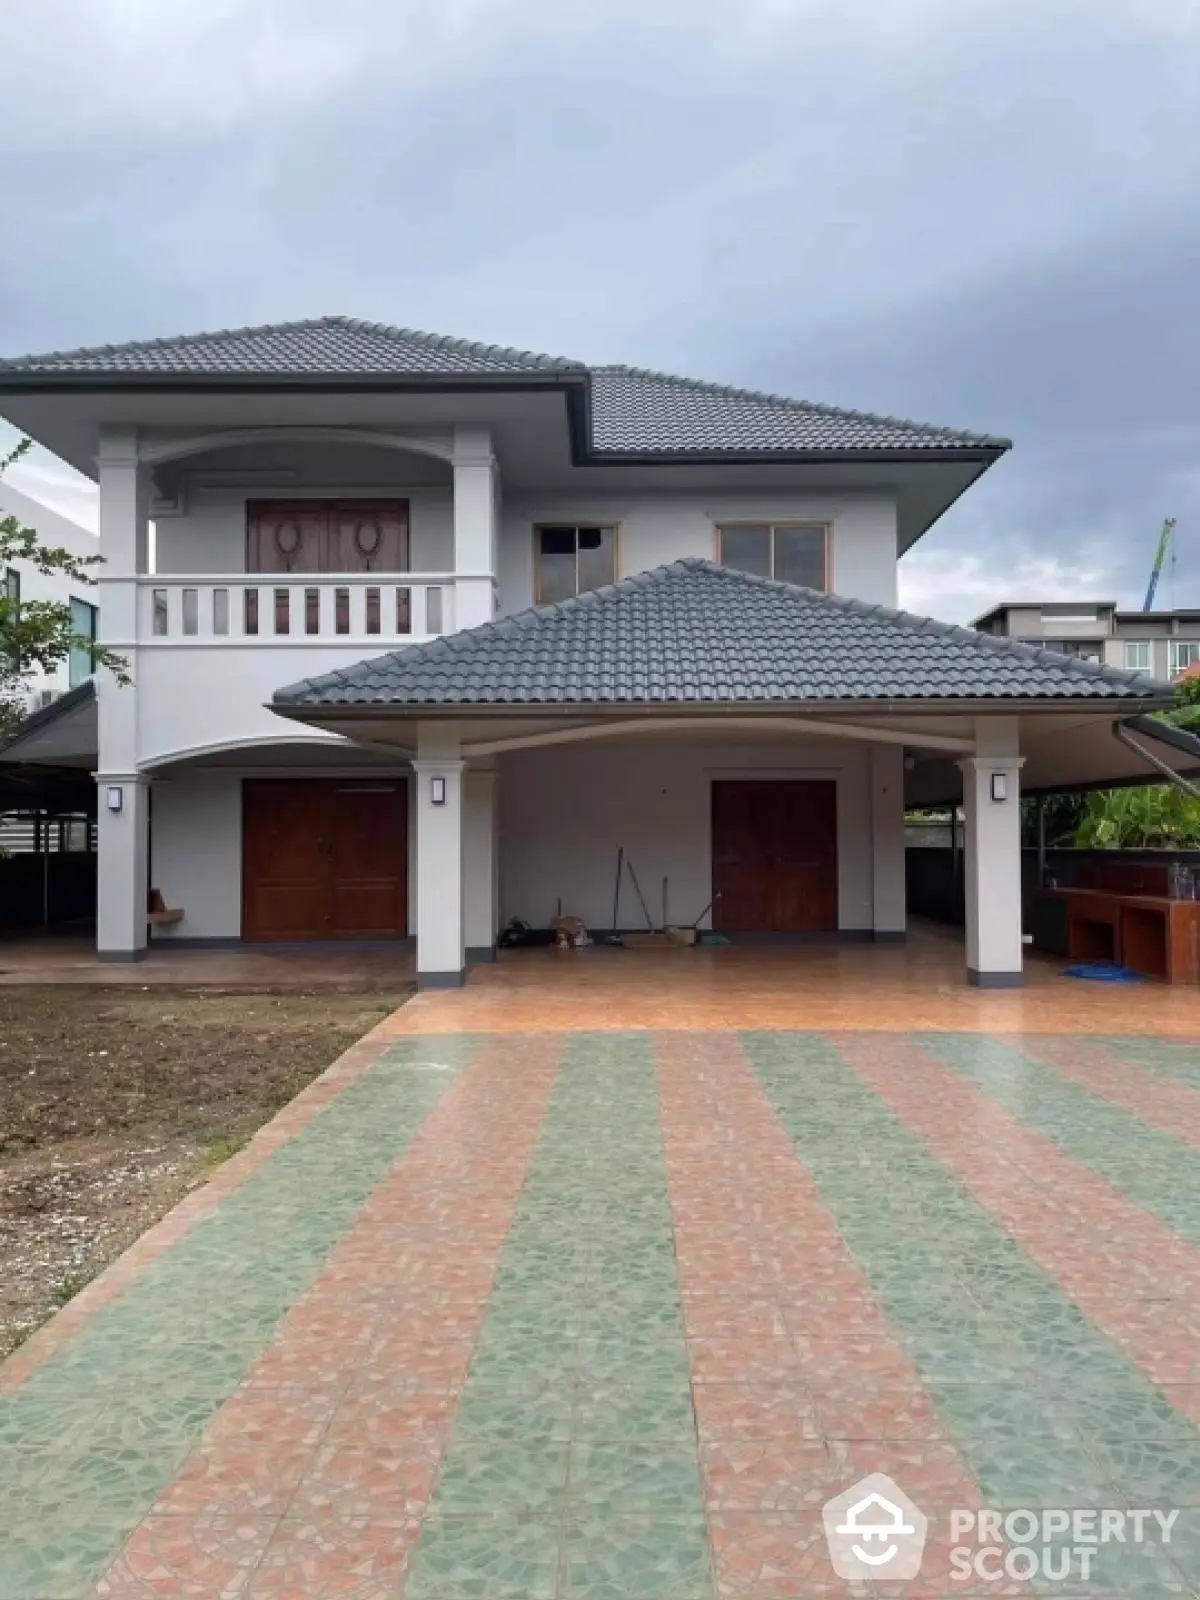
(91, 1036), (562, 1600)
(832, 1033), (1200, 1415)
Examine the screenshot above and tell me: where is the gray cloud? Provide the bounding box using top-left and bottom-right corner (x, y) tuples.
(2, 0), (1198, 618)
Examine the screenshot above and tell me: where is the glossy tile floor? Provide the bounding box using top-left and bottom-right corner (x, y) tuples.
(3, 988), (1200, 1594)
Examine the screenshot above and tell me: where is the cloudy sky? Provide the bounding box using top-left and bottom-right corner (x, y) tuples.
(2, 0), (1198, 620)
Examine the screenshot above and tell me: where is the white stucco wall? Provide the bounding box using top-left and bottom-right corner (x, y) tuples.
(497, 491), (899, 615)
(497, 739), (880, 934)
(150, 771), (242, 939)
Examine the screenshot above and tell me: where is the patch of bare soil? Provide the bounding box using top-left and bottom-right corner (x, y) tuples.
(0, 987), (408, 1357)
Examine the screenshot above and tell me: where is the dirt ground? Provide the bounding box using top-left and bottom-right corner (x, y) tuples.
(0, 986), (408, 1358)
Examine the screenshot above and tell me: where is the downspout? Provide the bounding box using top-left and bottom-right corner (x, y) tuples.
(1113, 720), (1200, 802)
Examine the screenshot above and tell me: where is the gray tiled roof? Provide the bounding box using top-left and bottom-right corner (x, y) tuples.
(0, 317), (1008, 454)
(0, 317), (581, 378)
(273, 560), (1164, 711)
(588, 366), (1006, 453)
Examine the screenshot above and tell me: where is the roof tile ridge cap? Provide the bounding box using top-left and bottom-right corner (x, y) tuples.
(338, 319), (585, 371)
(589, 364), (1008, 447)
(0, 316), (349, 369)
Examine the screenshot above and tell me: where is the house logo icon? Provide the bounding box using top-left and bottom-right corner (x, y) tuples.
(823, 1472), (928, 1581)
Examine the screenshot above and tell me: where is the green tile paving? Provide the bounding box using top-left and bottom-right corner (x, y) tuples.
(742, 1031), (1200, 1594)
(405, 1032), (712, 1600)
(921, 1033), (1200, 1248)
(1096, 1034), (1200, 1094)
(0, 1036), (478, 1600)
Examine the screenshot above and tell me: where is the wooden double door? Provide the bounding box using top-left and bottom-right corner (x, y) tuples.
(243, 780), (408, 941)
(712, 780), (838, 933)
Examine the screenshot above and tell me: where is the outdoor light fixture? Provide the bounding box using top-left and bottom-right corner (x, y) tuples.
(990, 772), (1008, 803)
(105, 785), (123, 813)
(430, 776), (447, 806)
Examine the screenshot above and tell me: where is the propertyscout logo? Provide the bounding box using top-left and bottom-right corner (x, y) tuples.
(823, 1475), (1181, 1585)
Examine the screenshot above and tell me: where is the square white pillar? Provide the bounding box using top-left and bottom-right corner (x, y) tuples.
(464, 767), (498, 962)
(96, 775), (149, 961)
(452, 426), (498, 630)
(870, 743), (907, 940)
(94, 429), (151, 962)
(412, 731), (466, 988)
(959, 719), (1025, 988)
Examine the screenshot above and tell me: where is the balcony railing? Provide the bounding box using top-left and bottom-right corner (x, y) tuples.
(137, 574), (453, 643)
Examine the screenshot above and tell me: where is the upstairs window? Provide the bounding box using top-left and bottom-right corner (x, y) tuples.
(534, 525), (617, 604)
(1170, 639), (1200, 676)
(717, 523), (828, 590)
(1124, 641), (1151, 672)
(3, 569), (19, 670)
(69, 597), (98, 687)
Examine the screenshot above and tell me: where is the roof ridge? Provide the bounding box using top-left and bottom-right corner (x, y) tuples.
(591, 363), (1010, 449)
(0, 316), (586, 374)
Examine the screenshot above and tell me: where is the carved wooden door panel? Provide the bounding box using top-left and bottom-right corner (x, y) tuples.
(247, 500), (410, 574)
(326, 501), (409, 573)
(246, 502), (327, 574)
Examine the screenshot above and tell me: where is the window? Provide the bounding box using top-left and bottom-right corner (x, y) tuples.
(717, 524), (828, 590)
(1043, 639), (1102, 662)
(1124, 640), (1151, 672)
(68, 598), (98, 687)
(534, 526), (617, 604)
(4, 568), (19, 669)
(1169, 639), (1200, 676)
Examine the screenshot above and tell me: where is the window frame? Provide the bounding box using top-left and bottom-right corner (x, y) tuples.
(715, 521), (831, 591)
(532, 523), (620, 604)
(3, 568), (19, 670)
(68, 596), (99, 688)
(1169, 639), (1200, 676)
(1123, 640), (1151, 672)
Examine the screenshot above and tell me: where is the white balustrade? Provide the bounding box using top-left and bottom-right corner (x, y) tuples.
(137, 574), (454, 643)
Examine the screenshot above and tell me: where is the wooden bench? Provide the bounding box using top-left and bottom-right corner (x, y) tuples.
(147, 888), (184, 927)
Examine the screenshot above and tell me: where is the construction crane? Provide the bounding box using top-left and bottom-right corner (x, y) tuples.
(1143, 517), (1177, 611)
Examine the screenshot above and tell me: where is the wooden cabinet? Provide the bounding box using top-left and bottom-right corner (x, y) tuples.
(1033, 887), (1200, 983)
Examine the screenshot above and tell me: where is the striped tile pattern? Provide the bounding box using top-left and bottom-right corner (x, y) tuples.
(1, 1025), (1199, 1597)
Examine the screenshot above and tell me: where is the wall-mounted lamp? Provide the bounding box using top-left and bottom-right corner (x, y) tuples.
(430, 776), (447, 806)
(105, 785), (124, 813)
(990, 772), (1008, 803)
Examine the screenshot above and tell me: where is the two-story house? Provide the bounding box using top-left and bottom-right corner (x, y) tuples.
(0, 317), (1188, 988)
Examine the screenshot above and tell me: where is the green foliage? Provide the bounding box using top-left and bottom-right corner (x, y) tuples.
(0, 438), (129, 737)
(1076, 785), (1200, 849)
(1021, 793), (1087, 848)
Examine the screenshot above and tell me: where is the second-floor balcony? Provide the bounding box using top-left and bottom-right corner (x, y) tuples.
(137, 572), (462, 645)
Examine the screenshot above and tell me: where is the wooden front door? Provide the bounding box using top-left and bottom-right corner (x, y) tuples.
(243, 780), (408, 941)
(246, 500), (410, 573)
(711, 780), (838, 933)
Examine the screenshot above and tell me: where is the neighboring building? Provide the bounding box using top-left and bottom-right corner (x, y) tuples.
(0, 316), (1191, 990)
(0, 480), (100, 714)
(973, 600), (1200, 681)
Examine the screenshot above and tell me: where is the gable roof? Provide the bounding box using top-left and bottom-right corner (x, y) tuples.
(0, 318), (579, 379)
(272, 560), (1167, 712)
(0, 316), (1008, 458)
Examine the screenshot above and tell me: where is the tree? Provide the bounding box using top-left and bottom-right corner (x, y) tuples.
(0, 438), (129, 738)
(1076, 784), (1200, 849)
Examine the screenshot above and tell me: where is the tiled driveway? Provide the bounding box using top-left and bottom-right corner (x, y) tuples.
(3, 977), (1200, 1594)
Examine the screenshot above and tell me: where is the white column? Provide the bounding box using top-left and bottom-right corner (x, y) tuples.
(452, 425), (498, 630)
(870, 743), (907, 940)
(96, 776), (150, 961)
(412, 726), (466, 987)
(95, 427), (151, 960)
(959, 718), (1025, 988)
(464, 766), (498, 962)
